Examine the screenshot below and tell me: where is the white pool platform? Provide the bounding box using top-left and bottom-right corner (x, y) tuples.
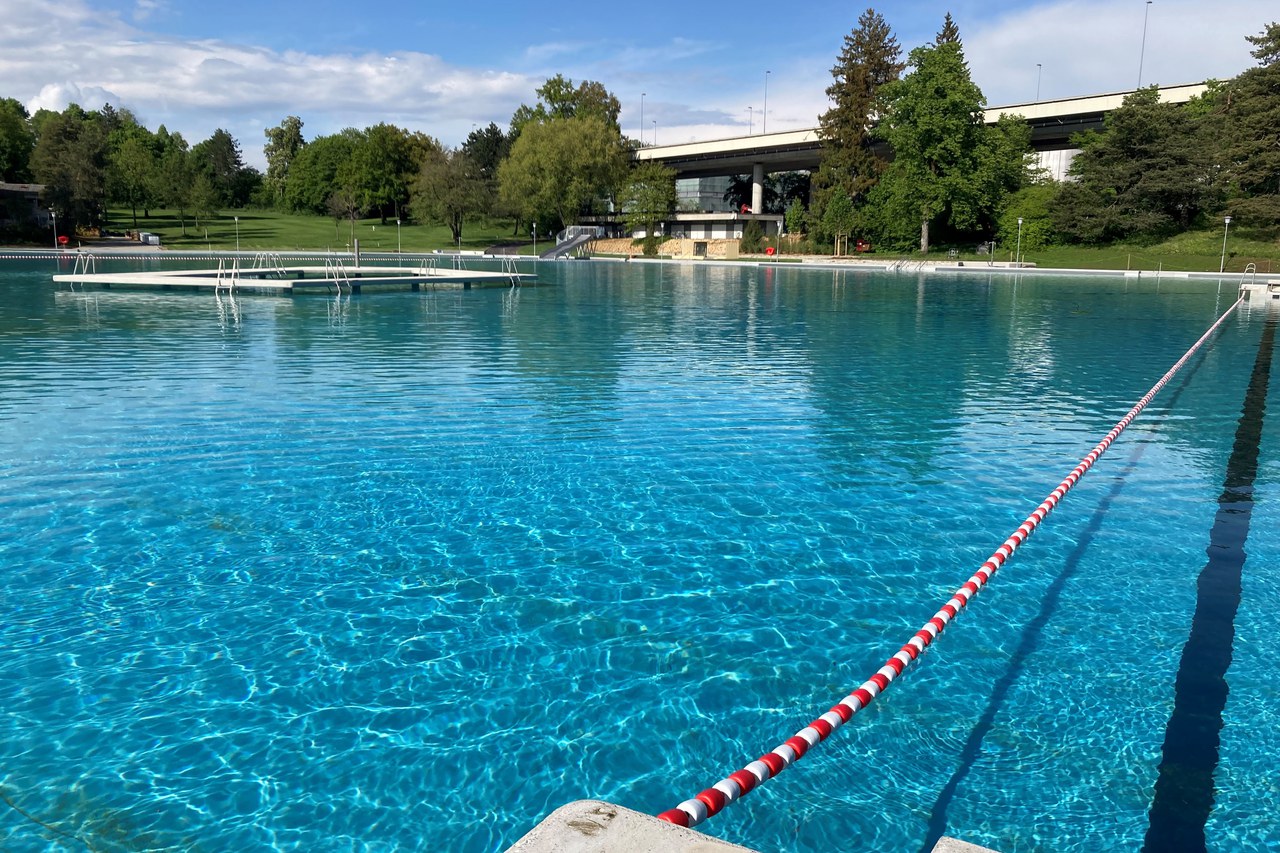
(53, 262), (536, 294)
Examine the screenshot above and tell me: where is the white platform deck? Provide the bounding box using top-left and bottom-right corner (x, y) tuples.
(52, 264), (536, 294)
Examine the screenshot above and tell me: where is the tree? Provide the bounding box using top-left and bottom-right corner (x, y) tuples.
(263, 116), (305, 208)
(108, 132), (158, 229)
(462, 122), (510, 184)
(1049, 87), (1220, 243)
(936, 12), (961, 45)
(498, 114), (628, 232)
(154, 127), (193, 235)
(284, 130), (361, 214)
(870, 21), (1027, 252)
(0, 97), (34, 182)
(327, 186), (362, 246)
(191, 128), (257, 207)
(189, 173), (219, 229)
(620, 161), (676, 254)
(1222, 22), (1280, 226)
(509, 75), (623, 141)
(822, 192), (857, 252)
(30, 104), (109, 231)
(350, 123), (417, 223)
(411, 148), (489, 246)
(812, 9), (904, 238)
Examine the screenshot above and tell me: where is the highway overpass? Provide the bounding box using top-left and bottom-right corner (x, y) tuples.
(635, 82), (1209, 212)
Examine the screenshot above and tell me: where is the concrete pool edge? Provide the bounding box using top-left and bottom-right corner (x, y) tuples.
(503, 800), (1001, 853)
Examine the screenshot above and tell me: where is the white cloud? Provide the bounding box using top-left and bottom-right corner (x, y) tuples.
(2, 0), (1273, 170)
(0, 0), (535, 168)
(965, 0), (1270, 105)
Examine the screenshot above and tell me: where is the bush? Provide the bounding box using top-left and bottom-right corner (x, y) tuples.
(740, 219), (764, 253)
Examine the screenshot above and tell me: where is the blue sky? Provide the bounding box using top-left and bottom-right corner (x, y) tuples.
(4, 0), (1275, 168)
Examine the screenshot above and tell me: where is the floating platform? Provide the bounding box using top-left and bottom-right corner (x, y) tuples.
(52, 261), (536, 295)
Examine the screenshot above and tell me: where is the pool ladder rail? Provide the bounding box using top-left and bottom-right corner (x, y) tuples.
(1237, 264), (1280, 307)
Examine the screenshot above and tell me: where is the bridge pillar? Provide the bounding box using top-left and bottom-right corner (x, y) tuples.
(751, 163), (764, 214)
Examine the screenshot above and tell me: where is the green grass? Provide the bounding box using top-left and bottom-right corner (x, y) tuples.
(95, 209), (1280, 273)
(106, 208), (538, 254)
(947, 224), (1280, 273)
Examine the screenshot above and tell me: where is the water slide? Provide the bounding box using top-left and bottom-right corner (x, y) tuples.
(539, 226), (604, 259)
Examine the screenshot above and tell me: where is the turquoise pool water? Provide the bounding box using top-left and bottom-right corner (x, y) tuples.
(1, 258), (1276, 852)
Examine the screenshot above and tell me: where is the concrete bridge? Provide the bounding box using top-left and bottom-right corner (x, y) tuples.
(635, 82), (1208, 214)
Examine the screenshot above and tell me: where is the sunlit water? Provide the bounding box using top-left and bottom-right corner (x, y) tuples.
(0, 257), (1276, 852)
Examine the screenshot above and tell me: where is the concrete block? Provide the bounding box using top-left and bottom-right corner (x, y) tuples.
(504, 800), (759, 853)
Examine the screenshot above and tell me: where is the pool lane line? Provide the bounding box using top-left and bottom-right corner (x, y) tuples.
(655, 295), (1245, 831)
(1143, 312), (1276, 852)
(919, 342), (1206, 853)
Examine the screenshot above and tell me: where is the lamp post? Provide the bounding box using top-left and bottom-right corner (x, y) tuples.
(763, 70), (771, 134)
(1036, 64), (1042, 101)
(396, 218), (401, 254)
(1220, 215), (1232, 273)
(640, 92), (645, 141)
(1015, 217), (1024, 267)
(234, 215), (240, 253)
(652, 119), (657, 146)
(747, 106), (753, 135)
(51, 209), (57, 250)
(1138, 0), (1153, 88)
(532, 222), (537, 257)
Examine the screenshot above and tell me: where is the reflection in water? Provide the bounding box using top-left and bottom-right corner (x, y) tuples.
(0, 259), (1274, 853)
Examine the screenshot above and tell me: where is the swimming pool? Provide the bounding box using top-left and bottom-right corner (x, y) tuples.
(0, 258), (1275, 852)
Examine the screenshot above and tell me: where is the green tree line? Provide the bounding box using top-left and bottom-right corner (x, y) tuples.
(0, 72), (650, 247)
(811, 12), (1280, 255)
(3, 15), (1276, 253)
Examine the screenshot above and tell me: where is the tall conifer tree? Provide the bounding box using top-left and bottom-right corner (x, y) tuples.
(813, 8), (904, 237)
(1224, 22), (1280, 225)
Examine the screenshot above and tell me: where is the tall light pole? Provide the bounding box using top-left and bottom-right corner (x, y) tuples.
(1036, 63), (1042, 101)
(652, 119), (657, 146)
(763, 70), (771, 134)
(1219, 215), (1232, 273)
(640, 93), (645, 141)
(747, 106), (754, 135)
(50, 209), (57, 250)
(234, 215), (240, 253)
(1138, 0), (1153, 88)
(396, 218), (401, 254)
(1015, 217), (1024, 267)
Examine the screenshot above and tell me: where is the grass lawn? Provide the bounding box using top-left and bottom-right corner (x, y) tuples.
(83, 209), (1280, 273)
(107, 208), (538, 254)
(950, 224), (1280, 273)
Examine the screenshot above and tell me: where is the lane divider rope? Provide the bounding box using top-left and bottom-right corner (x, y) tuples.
(657, 294), (1245, 829)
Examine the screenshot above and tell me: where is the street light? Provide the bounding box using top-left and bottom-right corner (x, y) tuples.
(1220, 215), (1232, 273)
(234, 215), (240, 253)
(640, 92), (645, 141)
(396, 218), (401, 255)
(1138, 0), (1153, 88)
(763, 70), (771, 134)
(50, 209), (57, 250)
(1016, 217), (1024, 267)
(652, 119), (657, 146)
(1036, 63), (1042, 101)
(532, 222), (537, 256)
(747, 106), (754, 135)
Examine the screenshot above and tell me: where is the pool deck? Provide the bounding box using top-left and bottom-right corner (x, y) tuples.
(503, 800), (1001, 852)
(51, 263), (536, 294)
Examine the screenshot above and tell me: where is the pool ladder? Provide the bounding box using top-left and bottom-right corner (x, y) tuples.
(215, 257), (239, 293)
(325, 257), (351, 293)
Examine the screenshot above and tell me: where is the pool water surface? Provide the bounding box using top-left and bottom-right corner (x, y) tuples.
(0, 258), (1276, 852)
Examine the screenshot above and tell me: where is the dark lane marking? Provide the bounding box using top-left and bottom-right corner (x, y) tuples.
(1143, 313), (1276, 852)
(920, 357), (1207, 853)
